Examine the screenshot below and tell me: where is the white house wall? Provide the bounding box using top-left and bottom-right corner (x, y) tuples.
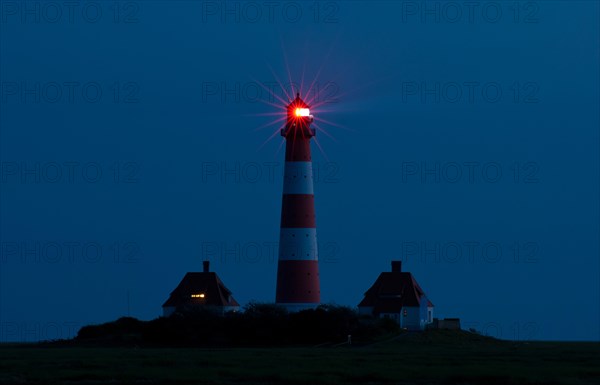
(400, 307), (422, 330)
(419, 297), (429, 329)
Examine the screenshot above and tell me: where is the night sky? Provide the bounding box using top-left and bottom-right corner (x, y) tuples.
(0, 1), (598, 342)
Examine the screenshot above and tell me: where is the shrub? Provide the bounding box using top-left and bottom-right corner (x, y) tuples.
(75, 304), (397, 347)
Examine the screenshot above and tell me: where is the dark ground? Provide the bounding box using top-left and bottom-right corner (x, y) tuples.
(1, 330), (599, 385)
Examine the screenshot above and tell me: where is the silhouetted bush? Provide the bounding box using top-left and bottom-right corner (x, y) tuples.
(77, 317), (143, 342)
(75, 304), (397, 347)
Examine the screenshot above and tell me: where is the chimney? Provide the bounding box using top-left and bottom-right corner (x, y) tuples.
(391, 260), (402, 272)
(203, 260), (210, 273)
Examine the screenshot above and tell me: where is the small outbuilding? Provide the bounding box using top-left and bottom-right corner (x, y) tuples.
(162, 261), (240, 317)
(358, 261), (434, 331)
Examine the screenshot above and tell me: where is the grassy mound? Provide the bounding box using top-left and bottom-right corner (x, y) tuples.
(72, 304), (401, 347)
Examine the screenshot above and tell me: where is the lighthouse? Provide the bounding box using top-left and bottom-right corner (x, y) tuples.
(275, 93), (320, 311)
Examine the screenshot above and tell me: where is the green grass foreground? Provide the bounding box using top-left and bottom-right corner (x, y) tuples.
(1, 331), (599, 385)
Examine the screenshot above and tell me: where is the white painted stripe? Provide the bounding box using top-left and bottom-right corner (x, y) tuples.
(283, 162), (314, 195)
(278, 228), (318, 261)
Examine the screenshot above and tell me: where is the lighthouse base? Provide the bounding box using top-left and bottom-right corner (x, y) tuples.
(275, 260), (320, 304)
(277, 302), (320, 312)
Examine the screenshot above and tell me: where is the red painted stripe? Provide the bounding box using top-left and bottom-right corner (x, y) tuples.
(276, 260), (320, 303)
(285, 137), (312, 162)
(280, 194), (316, 228)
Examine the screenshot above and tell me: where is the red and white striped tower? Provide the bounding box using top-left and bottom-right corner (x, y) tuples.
(275, 93), (320, 311)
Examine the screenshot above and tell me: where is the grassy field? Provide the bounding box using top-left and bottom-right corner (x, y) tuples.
(0, 331), (599, 385)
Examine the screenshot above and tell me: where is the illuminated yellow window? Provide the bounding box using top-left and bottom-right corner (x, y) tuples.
(191, 293), (205, 298)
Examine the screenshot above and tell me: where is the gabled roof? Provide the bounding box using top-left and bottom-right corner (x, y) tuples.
(358, 271), (431, 313)
(162, 272), (239, 308)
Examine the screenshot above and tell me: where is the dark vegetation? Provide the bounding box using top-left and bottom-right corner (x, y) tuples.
(1, 331), (599, 385)
(2, 306), (598, 384)
(74, 304), (399, 347)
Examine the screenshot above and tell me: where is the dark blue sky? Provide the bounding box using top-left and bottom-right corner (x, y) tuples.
(0, 1), (598, 341)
